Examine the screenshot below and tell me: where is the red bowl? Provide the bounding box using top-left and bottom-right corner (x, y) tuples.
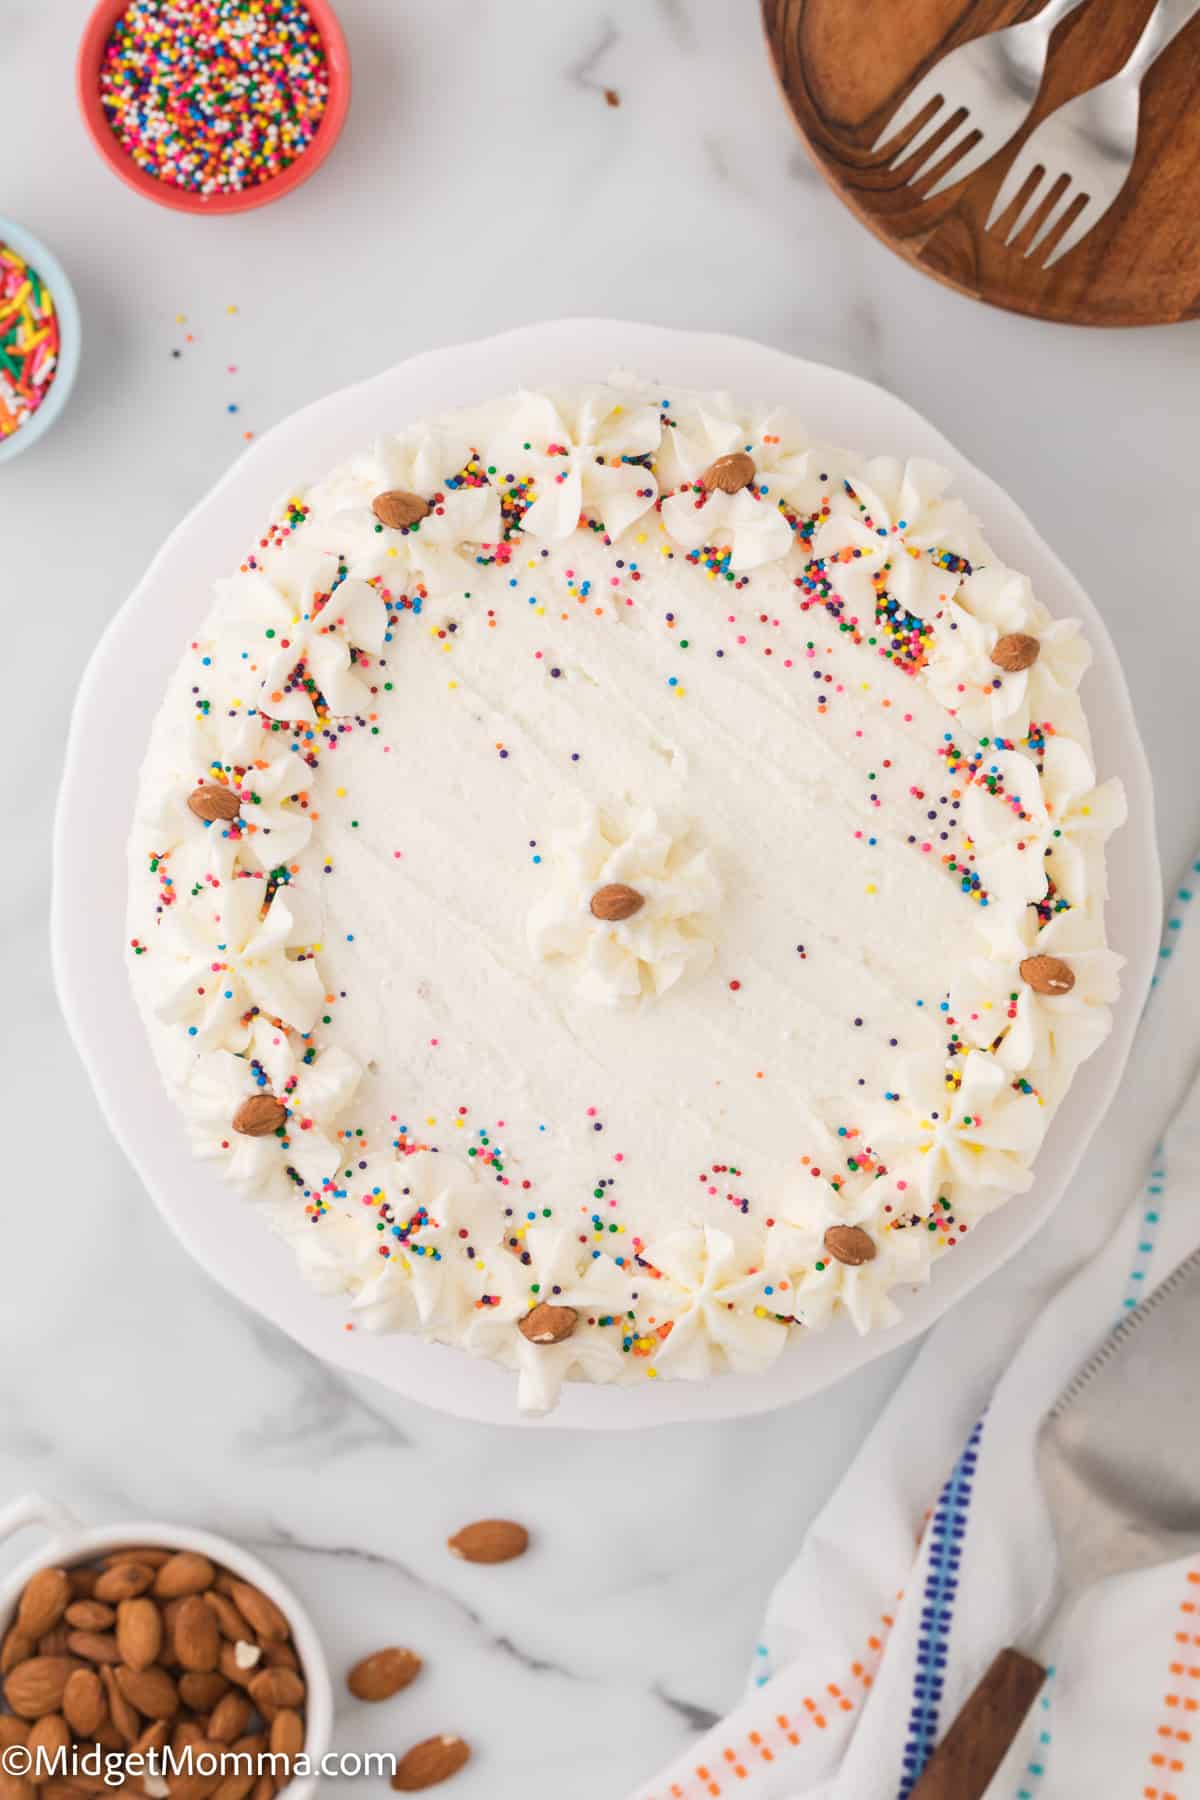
(76, 0), (351, 215)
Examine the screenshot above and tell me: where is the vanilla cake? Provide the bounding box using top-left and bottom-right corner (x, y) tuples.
(127, 378), (1125, 1411)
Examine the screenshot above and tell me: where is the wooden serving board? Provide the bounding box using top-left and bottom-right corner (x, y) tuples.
(762, 0), (1200, 326)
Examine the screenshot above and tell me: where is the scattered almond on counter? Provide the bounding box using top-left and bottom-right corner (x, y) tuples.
(447, 1519), (529, 1565)
(346, 1647), (422, 1703)
(391, 1733), (470, 1791)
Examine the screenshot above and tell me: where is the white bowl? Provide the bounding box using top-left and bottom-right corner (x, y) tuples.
(51, 320), (1160, 1428)
(0, 1494), (332, 1798)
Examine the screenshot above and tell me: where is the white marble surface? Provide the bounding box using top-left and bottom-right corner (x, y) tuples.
(4, 2), (1200, 1794)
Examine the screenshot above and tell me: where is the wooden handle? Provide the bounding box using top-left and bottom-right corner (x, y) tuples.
(908, 1647), (1047, 1800)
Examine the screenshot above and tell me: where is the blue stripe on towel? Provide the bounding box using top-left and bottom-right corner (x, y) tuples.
(898, 1416), (985, 1798)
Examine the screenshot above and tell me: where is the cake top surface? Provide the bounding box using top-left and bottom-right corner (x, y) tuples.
(127, 376), (1124, 1412)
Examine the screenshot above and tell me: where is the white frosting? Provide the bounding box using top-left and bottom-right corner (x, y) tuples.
(127, 376), (1125, 1412)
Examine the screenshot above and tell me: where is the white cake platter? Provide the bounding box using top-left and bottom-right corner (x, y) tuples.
(52, 320), (1159, 1428)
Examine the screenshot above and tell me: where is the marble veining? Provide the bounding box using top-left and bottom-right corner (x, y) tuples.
(4, 1), (1199, 1795)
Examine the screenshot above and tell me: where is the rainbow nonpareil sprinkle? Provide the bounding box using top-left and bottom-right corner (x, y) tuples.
(98, 0), (330, 197)
(0, 244), (59, 440)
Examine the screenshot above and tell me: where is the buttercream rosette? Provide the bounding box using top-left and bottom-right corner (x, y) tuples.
(926, 564), (1091, 739)
(1039, 735), (1128, 910)
(486, 383), (663, 541)
(321, 424), (502, 582)
(154, 879), (324, 1052)
(762, 1187), (934, 1336)
(633, 1226), (788, 1379)
(950, 908), (1122, 1101)
(345, 1150), (504, 1337)
(657, 394), (827, 572)
(211, 554), (386, 724)
(528, 807), (721, 1005)
(184, 1021), (360, 1195)
(465, 1225), (634, 1414)
(865, 1049), (1047, 1217)
(810, 455), (975, 622)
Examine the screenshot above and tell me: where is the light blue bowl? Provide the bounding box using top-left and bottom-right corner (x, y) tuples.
(0, 217), (82, 465)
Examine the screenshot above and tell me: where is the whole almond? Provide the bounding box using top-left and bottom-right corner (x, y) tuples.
(26, 1712), (71, 1761)
(179, 1673), (229, 1712)
(187, 783), (241, 824)
(268, 1709), (303, 1763)
(517, 1302), (578, 1346)
(990, 631), (1041, 673)
(17, 1569), (71, 1640)
(213, 1742), (268, 1800)
(589, 882), (644, 922)
(823, 1224), (877, 1266)
(372, 490), (430, 531)
(114, 1664), (179, 1722)
(0, 1716), (27, 1752)
(0, 1774), (36, 1800)
(231, 1094), (286, 1138)
(161, 1596), (186, 1668)
(4, 1657), (76, 1719)
(1019, 952), (1076, 996)
(207, 1691), (250, 1745)
(213, 1739), (266, 1800)
(248, 1668), (304, 1713)
(102, 1549), (172, 1571)
(260, 1643), (299, 1673)
(93, 1564), (155, 1604)
(65, 1602), (116, 1633)
(212, 1766), (257, 1800)
(154, 1555), (215, 1602)
(63, 1668), (107, 1738)
(347, 1648), (422, 1702)
(447, 1520), (529, 1565)
(226, 1585), (287, 1645)
(130, 1718), (170, 1760)
(201, 1594), (251, 1643)
(95, 1717), (127, 1753)
(37, 1628), (72, 1657)
(165, 1740), (225, 1800)
(701, 450), (756, 494)
(0, 1631), (33, 1677)
(66, 1630), (122, 1665)
(117, 1598), (164, 1673)
(99, 1665), (138, 1743)
(391, 1735), (470, 1791)
(174, 1597), (219, 1674)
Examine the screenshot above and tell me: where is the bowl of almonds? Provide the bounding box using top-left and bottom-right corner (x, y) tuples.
(0, 1496), (332, 1799)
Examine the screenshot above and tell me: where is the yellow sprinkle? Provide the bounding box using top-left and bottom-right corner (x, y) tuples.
(335, 786), (346, 798)
(448, 680), (457, 689)
(647, 1368), (658, 1380)
(865, 883), (877, 894)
